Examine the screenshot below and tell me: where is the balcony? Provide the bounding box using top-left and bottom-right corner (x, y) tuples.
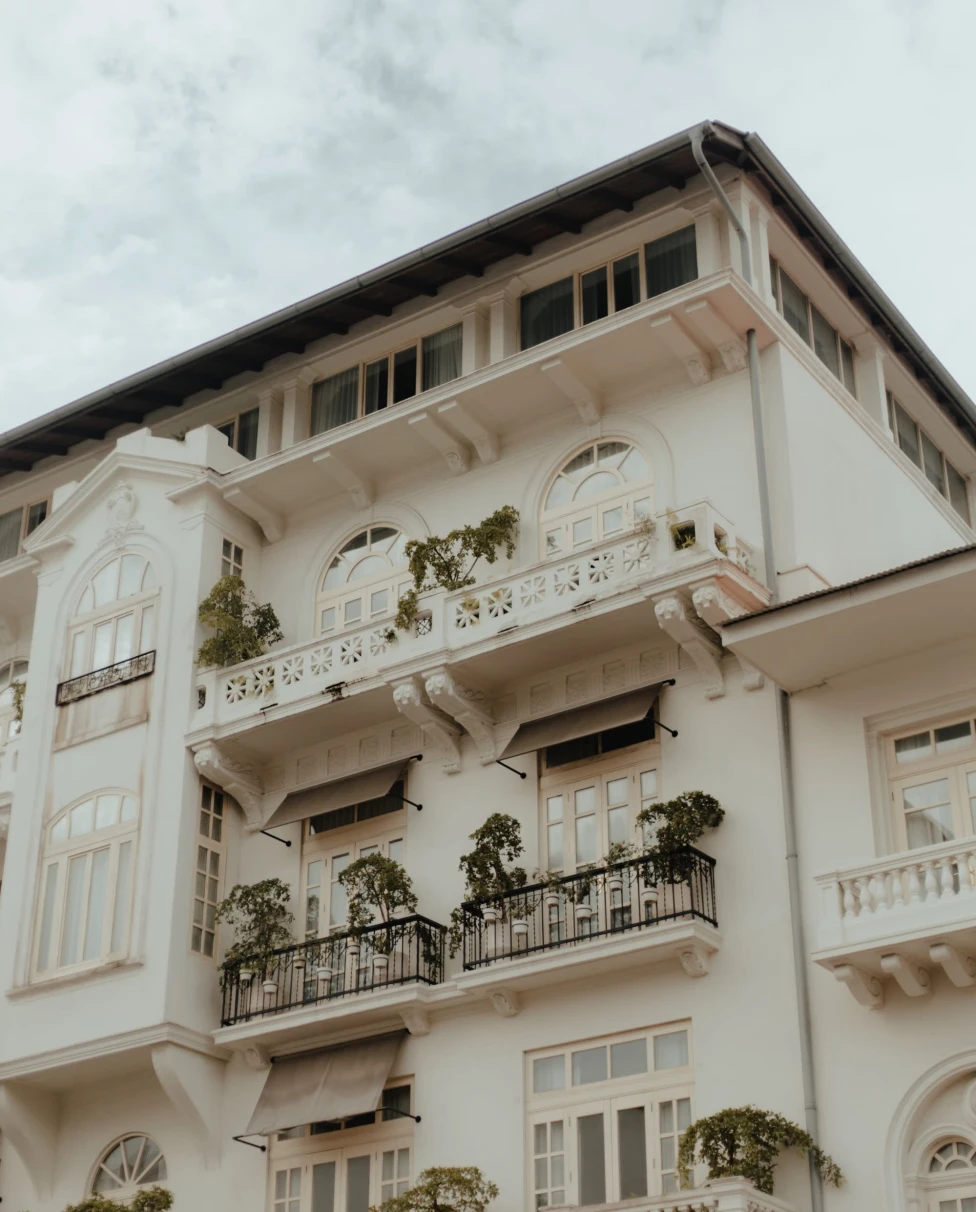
(55, 649), (156, 706)
(214, 915), (451, 1056)
(571, 1179), (796, 1212)
(455, 849), (720, 1010)
(189, 501), (766, 755)
(814, 838), (976, 1006)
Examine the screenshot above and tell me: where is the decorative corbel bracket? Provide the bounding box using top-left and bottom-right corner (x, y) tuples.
(222, 486), (285, 543)
(541, 358), (602, 424)
(408, 412), (470, 475)
(682, 299), (747, 373)
(488, 988), (521, 1018)
(691, 581), (764, 691)
(423, 666), (496, 765)
(437, 400), (499, 464)
(400, 1006), (431, 1036)
(677, 941), (713, 979)
(0, 1080), (58, 1199)
(193, 740), (264, 829)
(242, 1045), (270, 1071)
(649, 313), (711, 386)
(833, 963), (884, 1009)
(930, 942), (976, 987)
(651, 592), (724, 699)
(390, 675), (463, 774)
(152, 1043), (225, 1169)
(313, 450), (374, 509)
(880, 953), (931, 997)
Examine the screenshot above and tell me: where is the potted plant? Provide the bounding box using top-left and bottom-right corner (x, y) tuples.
(371, 1165), (498, 1212)
(196, 574), (284, 668)
(64, 1187), (174, 1212)
(394, 506), (520, 632)
(637, 791), (725, 885)
(339, 854), (418, 980)
(677, 1106), (843, 1195)
(449, 813), (528, 957)
(215, 878), (295, 994)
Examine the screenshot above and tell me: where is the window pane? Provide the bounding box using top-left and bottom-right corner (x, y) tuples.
(640, 769), (658, 798)
(607, 806), (628, 846)
(25, 500), (48, 535)
(70, 631), (86, 678)
(111, 841), (133, 953)
(611, 1038), (647, 1078)
(92, 560), (121, 606)
(779, 271), (810, 343)
(71, 799), (94, 837)
(0, 508), (22, 562)
(577, 1113), (607, 1205)
(575, 813), (597, 864)
(95, 794), (120, 830)
(547, 795), (564, 823)
(92, 621), (114, 670)
(935, 722), (972, 753)
(311, 368), (360, 435)
(581, 268), (609, 325)
(60, 854), (88, 966)
(572, 1045), (607, 1085)
(422, 324), (462, 391)
(921, 431), (947, 495)
(547, 822), (563, 870)
(236, 407), (259, 460)
(654, 1029), (689, 1069)
(392, 347), (418, 404)
(894, 401), (921, 467)
(612, 253), (640, 312)
(769, 257), (779, 306)
(364, 358), (389, 415)
(545, 733), (599, 767)
(345, 1155), (371, 1212)
(948, 461), (971, 522)
(37, 863), (60, 972)
(606, 777), (628, 806)
(521, 278), (575, 349)
(139, 605), (155, 654)
(83, 848), (110, 961)
(533, 1054), (566, 1092)
(113, 614), (134, 663)
(903, 778), (954, 847)
(618, 1106), (648, 1198)
(895, 731), (931, 762)
(810, 306), (840, 377)
(645, 227), (697, 299)
(840, 340), (856, 395)
(311, 1161), (336, 1212)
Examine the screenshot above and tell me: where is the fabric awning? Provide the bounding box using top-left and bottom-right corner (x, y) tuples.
(498, 683), (667, 760)
(246, 1031), (405, 1136)
(264, 761), (407, 830)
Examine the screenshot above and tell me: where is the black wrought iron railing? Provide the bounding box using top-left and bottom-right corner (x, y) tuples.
(460, 847), (717, 970)
(220, 915), (447, 1027)
(55, 650), (156, 706)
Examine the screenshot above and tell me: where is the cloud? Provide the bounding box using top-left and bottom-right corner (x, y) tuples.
(1, 0), (974, 431)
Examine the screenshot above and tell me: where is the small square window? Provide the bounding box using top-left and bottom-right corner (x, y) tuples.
(610, 1038), (647, 1078)
(653, 1030), (689, 1070)
(221, 539), (244, 579)
(533, 1055), (566, 1093)
(581, 267), (609, 326)
(612, 253), (640, 312)
(894, 401), (921, 468)
(895, 731), (932, 762)
(572, 1046), (608, 1086)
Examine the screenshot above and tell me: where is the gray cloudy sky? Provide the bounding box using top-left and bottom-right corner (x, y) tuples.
(2, 0), (971, 434)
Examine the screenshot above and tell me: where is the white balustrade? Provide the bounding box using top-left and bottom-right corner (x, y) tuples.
(556, 1179), (795, 1212)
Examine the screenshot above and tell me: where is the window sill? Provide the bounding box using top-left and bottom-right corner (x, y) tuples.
(7, 956), (144, 1000)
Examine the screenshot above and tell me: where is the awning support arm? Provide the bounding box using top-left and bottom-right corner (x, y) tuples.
(260, 830), (293, 847)
(232, 1134), (267, 1152)
(378, 1107), (422, 1123)
(495, 759), (527, 779)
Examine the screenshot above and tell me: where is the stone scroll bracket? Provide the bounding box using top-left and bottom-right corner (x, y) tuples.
(488, 988), (521, 1018)
(690, 579), (764, 691)
(651, 591), (725, 699)
(833, 963), (884, 1009)
(423, 666), (497, 765)
(152, 1043), (225, 1169)
(390, 675), (463, 774)
(192, 740), (265, 830)
(0, 1080), (59, 1199)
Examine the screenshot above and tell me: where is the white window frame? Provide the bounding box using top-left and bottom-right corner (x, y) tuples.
(768, 257), (857, 397)
(886, 391), (971, 524)
(315, 527), (411, 639)
(216, 406), (260, 460)
(0, 497), (49, 563)
(526, 1025), (694, 1207)
(33, 790), (139, 981)
(191, 781), (225, 958)
(302, 819), (407, 939)
(89, 1133), (167, 1197)
(221, 538), (244, 578)
(885, 712), (976, 851)
(64, 555), (159, 680)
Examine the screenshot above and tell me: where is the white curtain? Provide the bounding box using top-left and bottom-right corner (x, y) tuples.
(311, 367), (360, 435)
(422, 324), (462, 391)
(0, 508), (22, 563)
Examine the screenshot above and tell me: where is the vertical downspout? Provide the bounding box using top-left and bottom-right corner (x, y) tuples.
(691, 125), (824, 1212)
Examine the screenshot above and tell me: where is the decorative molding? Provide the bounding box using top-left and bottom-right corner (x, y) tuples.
(390, 675), (462, 774)
(222, 486), (285, 543)
(652, 593), (724, 699)
(104, 481), (144, 547)
(313, 450), (374, 508)
(424, 666), (496, 764)
(400, 1006), (431, 1036)
(0, 1081), (58, 1199)
(691, 581), (763, 690)
(880, 953), (931, 997)
(152, 1042), (225, 1169)
(242, 1045), (270, 1071)
(193, 740), (264, 828)
(930, 942), (976, 988)
(488, 988), (521, 1018)
(649, 313), (711, 385)
(678, 942), (712, 978)
(408, 412), (470, 475)
(682, 298), (747, 373)
(437, 400), (499, 463)
(833, 963), (884, 1008)
(540, 357), (602, 424)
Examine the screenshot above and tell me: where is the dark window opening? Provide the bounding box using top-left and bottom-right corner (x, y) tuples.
(308, 781), (405, 835)
(544, 716), (654, 769)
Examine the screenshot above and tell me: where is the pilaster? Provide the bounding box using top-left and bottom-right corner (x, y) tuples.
(852, 332), (890, 433)
(281, 367), (318, 448)
(460, 302), (490, 375)
(257, 386), (284, 457)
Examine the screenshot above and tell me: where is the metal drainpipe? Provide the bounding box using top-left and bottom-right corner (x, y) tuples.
(691, 125), (824, 1212)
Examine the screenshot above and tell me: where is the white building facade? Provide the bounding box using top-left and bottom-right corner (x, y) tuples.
(0, 120), (974, 1212)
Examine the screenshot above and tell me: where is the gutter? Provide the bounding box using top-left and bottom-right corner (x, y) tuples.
(692, 125), (825, 1212)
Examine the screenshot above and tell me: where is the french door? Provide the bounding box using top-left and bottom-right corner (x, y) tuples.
(271, 1140), (411, 1212)
(303, 834), (405, 939)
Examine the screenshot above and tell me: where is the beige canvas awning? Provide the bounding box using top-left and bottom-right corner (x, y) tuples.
(498, 683), (667, 761)
(246, 1032), (405, 1136)
(264, 761), (407, 830)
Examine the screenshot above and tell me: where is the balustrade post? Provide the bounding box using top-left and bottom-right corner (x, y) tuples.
(965, 850), (976, 895)
(922, 861), (940, 902)
(841, 879), (857, 920)
(855, 875), (872, 915)
(890, 865), (906, 910)
(939, 855), (957, 898)
(869, 870), (890, 912)
(905, 863), (923, 906)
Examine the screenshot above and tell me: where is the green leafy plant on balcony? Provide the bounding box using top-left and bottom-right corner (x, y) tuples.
(215, 877), (294, 977)
(369, 1166), (498, 1212)
(677, 1106), (843, 1195)
(63, 1188), (174, 1212)
(10, 679), (25, 723)
(340, 854), (418, 957)
(637, 790), (724, 882)
(449, 812), (527, 955)
(394, 506), (519, 631)
(196, 574), (283, 668)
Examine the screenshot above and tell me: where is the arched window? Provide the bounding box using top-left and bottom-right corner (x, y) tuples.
(66, 553), (158, 679)
(540, 441), (652, 558)
(929, 1140), (976, 1172)
(34, 790), (139, 977)
(91, 1134), (167, 1194)
(316, 527), (410, 636)
(0, 658), (27, 743)
(926, 1139), (976, 1211)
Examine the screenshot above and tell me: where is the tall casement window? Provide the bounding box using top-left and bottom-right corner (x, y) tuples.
(520, 226), (698, 350)
(540, 719), (659, 873)
(221, 538), (244, 578)
(302, 785), (406, 939)
(217, 406), (260, 460)
(886, 713), (976, 851)
(923, 1138), (976, 1210)
(886, 392), (971, 524)
(310, 324), (463, 437)
(768, 257), (857, 397)
(316, 527), (410, 637)
(540, 441), (652, 559)
(191, 783), (225, 957)
(527, 1025), (693, 1206)
(34, 790), (139, 979)
(270, 1082), (414, 1212)
(0, 658), (27, 743)
(91, 1134), (167, 1195)
(0, 497), (49, 563)
(65, 553), (158, 680)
